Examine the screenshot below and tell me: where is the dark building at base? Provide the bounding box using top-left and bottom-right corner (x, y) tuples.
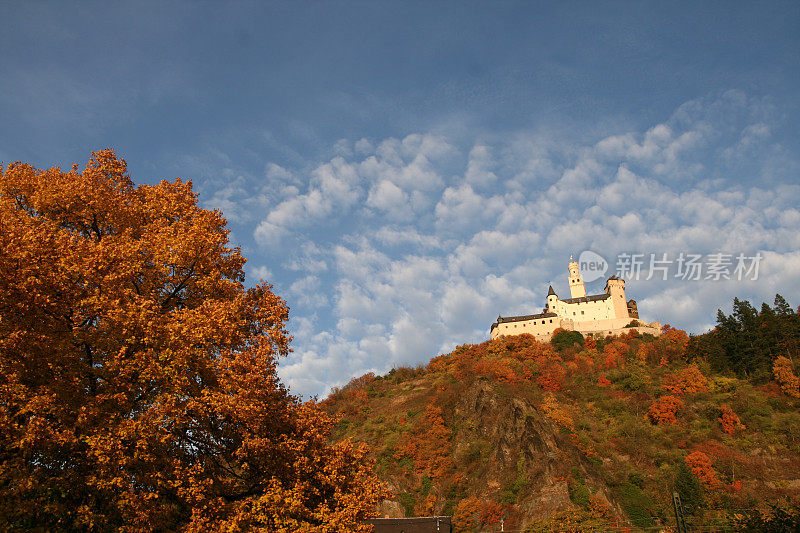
(364, 516), (452, 533)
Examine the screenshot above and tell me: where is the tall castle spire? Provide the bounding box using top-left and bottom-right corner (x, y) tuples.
(568, 257), (586, 298)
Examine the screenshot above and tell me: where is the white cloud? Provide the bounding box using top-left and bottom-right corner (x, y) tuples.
(249, 265), (274, 282)
(366, 180), (410, 221)
(289, 276), (328, 308)
(243, 93), (800, 397)
(464, 145), (498, 189)
(283, 241), (329, 273)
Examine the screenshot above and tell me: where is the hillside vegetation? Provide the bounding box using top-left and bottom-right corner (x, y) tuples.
(323, 295), (800, 532)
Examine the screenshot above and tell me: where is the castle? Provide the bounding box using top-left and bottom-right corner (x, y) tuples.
(490, 258), (661, 340)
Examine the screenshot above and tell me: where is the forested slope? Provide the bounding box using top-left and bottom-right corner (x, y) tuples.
(324, 296), (800, 531)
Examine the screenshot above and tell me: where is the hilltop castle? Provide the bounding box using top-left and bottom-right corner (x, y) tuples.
(490, 258), (661, 340)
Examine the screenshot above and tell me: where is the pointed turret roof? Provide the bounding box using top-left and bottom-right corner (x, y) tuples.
(547, 285), (557, 296)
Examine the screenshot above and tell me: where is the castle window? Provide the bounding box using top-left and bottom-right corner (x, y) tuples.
(550, 319), (553, 323)
(581, 311), (584, 315)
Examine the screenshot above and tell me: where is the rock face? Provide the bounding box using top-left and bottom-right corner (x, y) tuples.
(350, 375), (630, 529)
(377, 499), (405, 518)
(452, 380), (578, 522)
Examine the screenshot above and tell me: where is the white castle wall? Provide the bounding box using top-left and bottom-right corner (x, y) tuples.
(490, 262), (661, 341)
(493, 315), (560, 341)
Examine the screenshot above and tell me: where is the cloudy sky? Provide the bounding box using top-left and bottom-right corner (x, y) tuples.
(2, 1), (799, 397)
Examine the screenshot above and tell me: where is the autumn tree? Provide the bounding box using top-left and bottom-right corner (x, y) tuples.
(685, 451), (721, 489)
(541, 393), (574, 431)
(662, 364), (709, 395)
(773, 355), (800, 398)
(718, 405), (746, 435)
(0, 151), (386, 531)
(647, 395), (684, 425)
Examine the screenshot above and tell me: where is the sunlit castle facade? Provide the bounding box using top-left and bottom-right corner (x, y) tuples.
(490, 258), (662, 341)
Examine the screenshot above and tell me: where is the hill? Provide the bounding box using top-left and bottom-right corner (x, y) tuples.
(322, 296), (800, 532)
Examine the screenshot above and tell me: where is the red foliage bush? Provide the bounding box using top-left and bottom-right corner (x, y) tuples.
(718, 405), (745, 435)
(574, 354), (594, 373)
(537, 362), (566, 391)
(453, 497), (504, 533)
(660, 324), (690, 361)
(686, 451), (721, 488)
(662, 364), (709, 395)
(647, 395), (684, 424)
(472, 357), (521, 384)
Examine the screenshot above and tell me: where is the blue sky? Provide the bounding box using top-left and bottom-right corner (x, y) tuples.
(2, 1), (799, 397)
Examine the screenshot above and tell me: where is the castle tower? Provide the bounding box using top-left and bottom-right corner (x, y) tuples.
(605, 276), (628, 319)
(568, 257), (586, 298)
(546, 285), (558, 310)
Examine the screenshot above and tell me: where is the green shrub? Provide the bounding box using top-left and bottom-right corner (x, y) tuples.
(460, 439), (491, 465)
(420, 474), (432, 497)
(552, 330), (585, 351)
(568, 470), (591, 509)
(616, 366), (652, 392)
(615, 482), (655, 529)
(501, 457), (528, 504)
(674, 462), (703, 516)
(628, 472), (645, 488)
(730, 504), (800, 531)
(398, 492), (416, 516)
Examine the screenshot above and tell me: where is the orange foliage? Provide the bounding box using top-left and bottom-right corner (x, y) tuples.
(416, 493), (437, 516)
(479, 500), (504, 525)
(602, 343), (625, 370)
(598, 375), (611, 387)
(773, 356), (800, 398)
(574, 354), (594, 373)
(584, 336), (597, 350)
(453, 497), (481, 533)
(344, 372), (377, 392)
(537, 362), (566, 391)
(541, 394), (575, 430)
(635, 342), (654, 364)
(472, 356), (521, 384)
(648, 395), (684, 424)
(718, 405), (745, 435)
(588, 494), (614, 519)
(660, 324), (690, 362)
(662, 364), (709, 395)
(453, 497), (503, 533)
(570, 433), (600, 461)
(0, 151), (386, 531)
(428, 334), (559, 384)
(686, 451), (721, 488)
(398, 403), (453, 479)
